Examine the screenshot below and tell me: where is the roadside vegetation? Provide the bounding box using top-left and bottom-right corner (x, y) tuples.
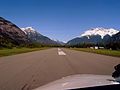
(0, 47), (49, 57)
(0, 42), (63, 57)
(70, 48), (120, 57)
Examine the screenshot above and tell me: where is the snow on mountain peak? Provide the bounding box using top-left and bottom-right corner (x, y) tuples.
(21, 27), (36, 31)
(81, 27), (119, 38)
(21, 27), (37, 34)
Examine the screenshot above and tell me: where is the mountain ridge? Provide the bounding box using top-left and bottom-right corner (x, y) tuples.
(67, 27), (120, 46)
(21, 27), (62, 45)
(0, 17), (62, 48)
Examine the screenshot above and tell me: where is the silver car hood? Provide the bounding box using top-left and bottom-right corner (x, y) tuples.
(34, 74), (119, 90)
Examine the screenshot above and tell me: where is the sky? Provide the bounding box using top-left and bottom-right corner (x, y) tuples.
(0, 0), (120, 42)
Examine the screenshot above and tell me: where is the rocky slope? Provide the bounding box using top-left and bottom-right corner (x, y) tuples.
(0, 17), (28, 47)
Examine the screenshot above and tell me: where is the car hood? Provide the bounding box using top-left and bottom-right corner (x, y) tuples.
(34, 74), (119, 90)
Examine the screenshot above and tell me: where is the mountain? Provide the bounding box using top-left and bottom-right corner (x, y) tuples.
(52, 39), (65, 45)
(67, 37), (88, 45)
(56, 40), (65, 45)
(0, 17), (28, 47)
(112, 31), (120, 42)
(21, 27), (60, 45)
(67, 27), (119, 46)
(109, 31), (120, 49)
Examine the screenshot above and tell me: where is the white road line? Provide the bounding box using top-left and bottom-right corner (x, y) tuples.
(58, 48), (66, 55)
(58, 48), (61, 51)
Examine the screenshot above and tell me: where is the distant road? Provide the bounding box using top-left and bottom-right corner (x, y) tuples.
(0, 48), (120, 90)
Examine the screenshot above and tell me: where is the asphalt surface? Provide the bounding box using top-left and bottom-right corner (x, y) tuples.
(0, 48), (120, 90)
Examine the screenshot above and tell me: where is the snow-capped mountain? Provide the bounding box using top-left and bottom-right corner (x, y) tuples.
(52, 39), (65, 45)
(21, 27), (61, 45)
(67, 27), (120, 46)
(81, 27), (119, 39)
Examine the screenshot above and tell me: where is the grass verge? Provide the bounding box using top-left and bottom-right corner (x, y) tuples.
(70, 48), (120, 57)
(0, 47), (49, 57)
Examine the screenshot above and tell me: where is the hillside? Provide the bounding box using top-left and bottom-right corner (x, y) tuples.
(0, 17), (28, 48)
(67, 28), (119, 46)
(21, 27), (61, 45)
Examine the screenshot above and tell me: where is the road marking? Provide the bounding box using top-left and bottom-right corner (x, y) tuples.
(58, 48), (61, 51)
(58, 48), (66, 55)
(62, 82), (69, 86)
(58, 51), (66, 55)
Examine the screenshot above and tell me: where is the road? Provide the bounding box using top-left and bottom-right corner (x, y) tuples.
(0, 48), (120, 90)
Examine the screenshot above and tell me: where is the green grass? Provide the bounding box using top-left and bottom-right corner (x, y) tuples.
(70, 48), (120, 57)
(0, 47), (49, 57)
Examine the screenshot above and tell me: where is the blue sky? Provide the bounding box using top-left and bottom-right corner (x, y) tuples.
(0, 0), (120, 42)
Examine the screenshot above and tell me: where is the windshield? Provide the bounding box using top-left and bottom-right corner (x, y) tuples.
(0, 0), (120, 90)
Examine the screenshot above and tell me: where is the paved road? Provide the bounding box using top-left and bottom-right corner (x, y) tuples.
(0, 48), (120, 90)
